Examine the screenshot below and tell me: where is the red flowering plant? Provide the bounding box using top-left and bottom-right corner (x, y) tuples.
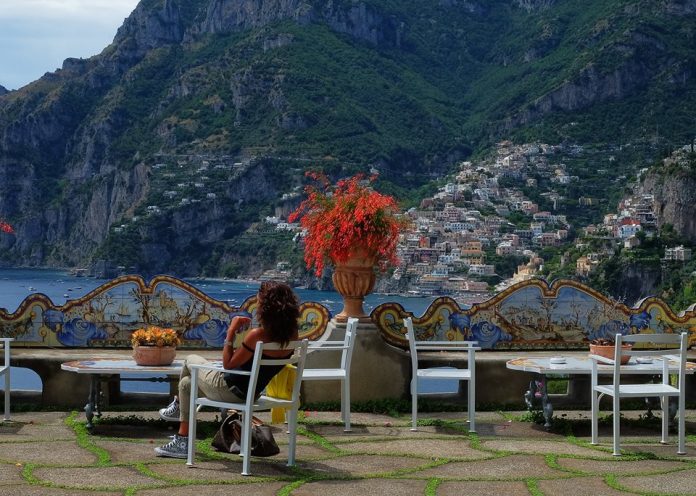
(289, 172), (407, 276)
(0, 219), (14, 234)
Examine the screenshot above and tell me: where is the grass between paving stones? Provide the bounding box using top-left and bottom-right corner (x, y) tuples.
(65, 411), (111, 465)
(424, 478), (440, 496)
(277, 479), (307, 496)
(298, 426), (343, 454)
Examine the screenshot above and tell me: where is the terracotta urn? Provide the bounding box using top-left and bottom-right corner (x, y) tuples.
(133, 345), (177, 366)
(332, 247), (377, 322)
(589, 343), (632, 364)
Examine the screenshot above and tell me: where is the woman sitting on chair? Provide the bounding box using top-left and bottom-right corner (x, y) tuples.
(155, 281), (300, 458)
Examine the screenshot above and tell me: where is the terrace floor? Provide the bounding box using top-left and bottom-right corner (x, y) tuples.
(2, 408), (696, 495)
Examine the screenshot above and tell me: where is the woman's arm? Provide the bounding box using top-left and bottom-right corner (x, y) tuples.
(222, 316), (250, 367)
(223, 321), (261, 369)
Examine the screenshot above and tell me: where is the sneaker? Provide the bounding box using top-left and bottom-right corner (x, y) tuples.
(159, 397), (180, 422)
(154, 434), (188, 459)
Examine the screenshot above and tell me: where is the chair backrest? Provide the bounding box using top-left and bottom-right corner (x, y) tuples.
(613, 332), (688, 386)
(0, 338), (10, 371)
(404, 317), (419, 373)
(246, 340), (308, 407)
(341, 317), (359, 372)
(305, 317), (359, 372)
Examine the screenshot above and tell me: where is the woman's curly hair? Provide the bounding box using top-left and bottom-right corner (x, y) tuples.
(256, 281), (300, 346)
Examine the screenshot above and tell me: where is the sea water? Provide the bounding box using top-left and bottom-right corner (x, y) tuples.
(1, 268), (450, 394)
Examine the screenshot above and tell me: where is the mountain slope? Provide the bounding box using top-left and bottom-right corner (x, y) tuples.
(1, 0), (695, 274)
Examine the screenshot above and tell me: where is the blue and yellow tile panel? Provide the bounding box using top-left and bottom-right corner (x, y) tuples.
(0, 275), (330, 348)
(372, 279), (696, 350)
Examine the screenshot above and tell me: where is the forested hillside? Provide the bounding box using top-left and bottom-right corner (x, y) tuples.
(1, 0), (695, 275)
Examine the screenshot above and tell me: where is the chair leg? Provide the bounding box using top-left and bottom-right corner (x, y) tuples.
(339, 380), (344, 423)
(590, 390), (598, 445)
(186, 373), (198, 467)
(612, 394), (621, 456)
(186, 406), (197, 466)
(468, 379), (475, 433)
(660, 396), (668, 445)
(678, 394), (686, 455)
(241, 413), (254, 476)
(3, 369), (9, 421)
(411, 378), (418, 431)
(343, 378), (351, 432)
(287, 408), (298, 466)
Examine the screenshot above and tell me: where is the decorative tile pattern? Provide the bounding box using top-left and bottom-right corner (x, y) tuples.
(0, 275), (330, 348)
(372, 279), (696, 350)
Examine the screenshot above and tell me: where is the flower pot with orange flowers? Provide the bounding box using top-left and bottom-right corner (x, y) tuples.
(131, 326), (181, 366)
(290, 172), (407, 322)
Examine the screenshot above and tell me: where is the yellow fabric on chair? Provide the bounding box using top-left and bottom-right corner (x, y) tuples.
(267, 364), (297, 423)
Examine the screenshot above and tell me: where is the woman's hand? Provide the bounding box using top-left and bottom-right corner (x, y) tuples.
(229, 316), (251, 334)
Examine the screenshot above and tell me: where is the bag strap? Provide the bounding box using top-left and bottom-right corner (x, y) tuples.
(224, 408), (264, 427)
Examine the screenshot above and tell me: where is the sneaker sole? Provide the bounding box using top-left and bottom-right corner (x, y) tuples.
(154, 447), (187, 459)
(159, 409), (180, 422)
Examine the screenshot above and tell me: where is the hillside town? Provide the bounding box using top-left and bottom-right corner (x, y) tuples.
(121, 140), (693, 300)
(259, 141), (694, 301)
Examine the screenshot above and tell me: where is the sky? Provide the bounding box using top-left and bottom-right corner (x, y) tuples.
(0, 0), (140, 90)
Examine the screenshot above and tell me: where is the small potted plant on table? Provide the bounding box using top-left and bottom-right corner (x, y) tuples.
(589, 337), (632, 364)
(131, 326), (181, 366)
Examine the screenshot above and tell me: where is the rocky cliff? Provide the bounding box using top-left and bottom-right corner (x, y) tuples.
(642, 168), (696, 244)
(1, 0), (695, 275)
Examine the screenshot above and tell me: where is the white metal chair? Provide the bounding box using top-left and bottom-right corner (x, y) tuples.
(0, 338), (12, 421)
(186, 340), (308, 475)
(590, 332), (688, 456)
(404, 317), (479, 432)
(302, 317), (358, 432)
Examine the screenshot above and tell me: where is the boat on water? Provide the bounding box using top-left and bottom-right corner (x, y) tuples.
(404, 290), (424, 297)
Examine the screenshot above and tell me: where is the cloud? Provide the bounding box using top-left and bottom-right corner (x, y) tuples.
(0, 0), (139, 90)
(0, 0), (138, 22)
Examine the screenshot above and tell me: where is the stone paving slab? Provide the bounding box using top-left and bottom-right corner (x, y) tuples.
(0, 441), (97, 465)
(616, 443), (696, 459)
(416, 454), (564, 479)
(139, 482), (287, 495)
(300, 411), (400, 425)
(32, 466), (167, 490)
(557, 457), (686, 475)
(148, 459), (293, 481)
(572, 438), (696, 459)
(617, 468), (696, 495)
(291, 478), (428, 496)
(7, 412), (70, 425)
(338, 438), (491, 459)
(0, 463), (24, 486)
(0, 422), (75, 441)
(94, 439), (167, 464)
(475, 420), (563, 438)
(310, 424), (467, 442)
(482, 438), (616, 458)
(298, 454), (429, 476)
(0, 485), (123, 495)
(274, 441), (337, 460)
(538, 477), (634, 495)
(437, 480), (531, 495)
